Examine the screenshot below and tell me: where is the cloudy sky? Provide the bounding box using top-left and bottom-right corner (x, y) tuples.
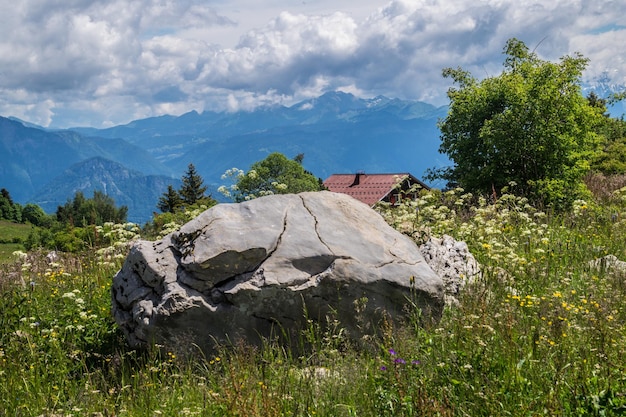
(0, 0), (624, 128)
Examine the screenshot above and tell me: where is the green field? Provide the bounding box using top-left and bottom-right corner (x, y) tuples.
(0, 190), (625, 416)
(0, 220), (31, 263)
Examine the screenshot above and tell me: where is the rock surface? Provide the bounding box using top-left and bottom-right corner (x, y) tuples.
(112, 191), (444, 353)
(419, 235), (481, 305)
(589, 255), (626, 275)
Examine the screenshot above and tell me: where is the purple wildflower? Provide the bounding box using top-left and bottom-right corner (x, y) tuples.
(394, 358), (406, 365)
(411, 360), (421, 365)
(388, 349), (396, 356)
(380, 366), (387, 371)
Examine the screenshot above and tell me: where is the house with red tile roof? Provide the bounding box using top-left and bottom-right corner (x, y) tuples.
(323, 173), (430, 207)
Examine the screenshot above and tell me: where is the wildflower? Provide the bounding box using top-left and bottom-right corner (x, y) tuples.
(394, 358), (406, 365)
(13, 250), (28, 261)
(411, 360), (421, 365)
(388, 349), (396, 356)
(380, 366), (387, 371)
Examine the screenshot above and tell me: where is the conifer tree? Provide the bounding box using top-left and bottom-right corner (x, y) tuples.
(157, 185), (183, 213)
(179, 163), (208, 205)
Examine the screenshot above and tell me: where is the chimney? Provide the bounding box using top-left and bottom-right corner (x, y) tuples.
(350, 171), (365, 187)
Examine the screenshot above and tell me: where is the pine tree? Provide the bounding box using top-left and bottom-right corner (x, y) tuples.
(179, 163), (208, 205)
(157, 185), (183, 213)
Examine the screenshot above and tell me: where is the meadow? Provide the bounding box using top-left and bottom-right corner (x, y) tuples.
(1, 182), (625, 416)
(0, 221), (32, 263)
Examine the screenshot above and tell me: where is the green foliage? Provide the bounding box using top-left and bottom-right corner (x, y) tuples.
(0, 255), (122, 414)
(144, 202), (215, 240)
(179, 163), (208, 205)
(222, 152), (325, 202)
(150, 164), (217, 237)
(0, 188), (22, 223)
(20, 191), (128, 253)
(157, 184), (183, 213)
(591, 115), (626, 174)
(156, 164), (216, 224)
(56, 190), (128, 227)
(0, 188), (54, 229)
(21, 203), (51, 227)
(434, 38), (605, 209)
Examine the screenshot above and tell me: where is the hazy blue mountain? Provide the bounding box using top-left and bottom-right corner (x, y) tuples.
(0, 116), (173, 202)
(71, 92), (450, 188)
(583, 76), (626, 117)
(2, 92), (450, 223)
(168, 92), (449, 189)
(31, 157), (181, 224)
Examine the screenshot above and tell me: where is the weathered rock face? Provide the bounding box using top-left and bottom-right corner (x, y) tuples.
(112, 191), (444, 354)
(589, 255), (626, 275)
(419, 235), (481, 306)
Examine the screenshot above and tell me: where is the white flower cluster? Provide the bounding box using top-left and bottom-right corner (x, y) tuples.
(219, 167), (245, 199)
(378, 185), (550, 275)
(571, 199), (589, 217)
(12, 250), (27, 260)
(95, 222), (141, 266)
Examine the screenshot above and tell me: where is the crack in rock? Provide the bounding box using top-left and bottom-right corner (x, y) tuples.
(299, 194), (335, 255)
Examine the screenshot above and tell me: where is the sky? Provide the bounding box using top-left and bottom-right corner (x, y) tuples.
(0, 0), (624, 128)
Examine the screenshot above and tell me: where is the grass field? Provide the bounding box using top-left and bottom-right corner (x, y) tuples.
(0, 188), (625, 416)
(0, 221), (31, 263)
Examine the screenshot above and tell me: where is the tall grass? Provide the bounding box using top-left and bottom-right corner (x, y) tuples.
(1, 186), (625, 416)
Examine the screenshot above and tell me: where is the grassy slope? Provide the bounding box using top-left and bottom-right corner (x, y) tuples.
(0, 220), (31, 263)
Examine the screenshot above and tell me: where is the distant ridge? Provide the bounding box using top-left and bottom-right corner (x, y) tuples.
(1, 92), (450, 223)
(31, 157), (180, 224)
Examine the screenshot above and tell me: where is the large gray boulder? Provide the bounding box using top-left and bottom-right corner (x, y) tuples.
(112, 191), (444, 354)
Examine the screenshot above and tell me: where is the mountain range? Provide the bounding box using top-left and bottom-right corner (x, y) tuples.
(0, 91), (450, 223)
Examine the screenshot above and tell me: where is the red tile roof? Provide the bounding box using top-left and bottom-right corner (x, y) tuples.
(324, 173), (425, 206)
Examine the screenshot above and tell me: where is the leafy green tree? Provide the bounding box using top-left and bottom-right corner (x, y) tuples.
(56, 191), (127, 227)
(157, 185), (183, 213)
(229, 152), (324, 202)
(0, 188), (13, 221)
(179, 163), (208, 205)
(433, 38), (605, 209)
(0, 188), (22, 222)
(21, 203), (51, 227)
(588, 93), (626, 174)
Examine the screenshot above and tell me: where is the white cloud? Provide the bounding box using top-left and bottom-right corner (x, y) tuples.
(0, 0), (625, 127)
